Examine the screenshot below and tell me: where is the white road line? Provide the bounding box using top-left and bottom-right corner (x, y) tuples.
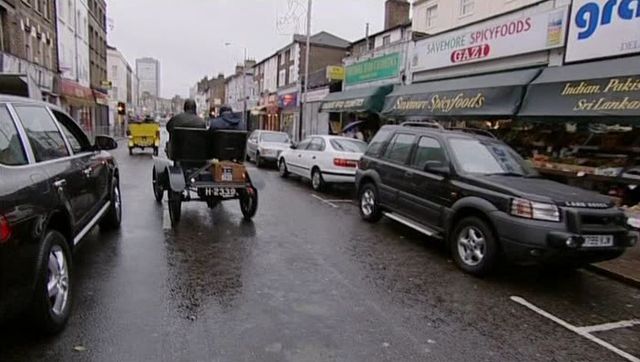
(162, 202), (171, 230)
(511, 296), (640, 362)
(578, 319), (640, 334)
(311, 194), (339, 208)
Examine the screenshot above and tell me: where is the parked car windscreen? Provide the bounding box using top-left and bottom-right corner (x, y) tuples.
(330, 139), (367, 153)
(449, 138), (537, 176)
(261, 133), (289, 143)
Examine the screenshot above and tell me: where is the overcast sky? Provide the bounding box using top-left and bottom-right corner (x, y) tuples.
(106, 0), (388, 98)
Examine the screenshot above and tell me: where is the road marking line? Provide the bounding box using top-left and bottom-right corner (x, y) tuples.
(311, 194), (338, 208)
(511, 296), (640, 362)
(323, 199), (353, 203)
(162, 202), (171, 230)
(578, 319), (640, 334)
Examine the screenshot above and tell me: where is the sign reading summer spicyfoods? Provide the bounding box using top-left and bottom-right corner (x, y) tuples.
(565, 0), (640, 62)
(345, 53), (400, 85)
(411, 6), (568, 72)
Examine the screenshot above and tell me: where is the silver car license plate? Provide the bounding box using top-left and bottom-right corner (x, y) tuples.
(583, 235), (614, 247)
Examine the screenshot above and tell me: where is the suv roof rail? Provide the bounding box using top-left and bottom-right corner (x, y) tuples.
(447, 127), (497, 139)
(400, 121), (445, 130)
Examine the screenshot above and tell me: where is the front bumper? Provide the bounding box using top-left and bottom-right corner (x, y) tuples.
(491, 210), (637, 264)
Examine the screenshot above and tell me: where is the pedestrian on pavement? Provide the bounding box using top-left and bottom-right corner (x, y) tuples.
(209, 106), (246, 130)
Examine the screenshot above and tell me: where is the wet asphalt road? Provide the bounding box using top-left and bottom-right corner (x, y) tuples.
(1, 141), (639, 361)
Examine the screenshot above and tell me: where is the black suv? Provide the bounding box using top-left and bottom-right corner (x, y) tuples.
(0, 96), (121, 333)
(356, 123), (637, 275)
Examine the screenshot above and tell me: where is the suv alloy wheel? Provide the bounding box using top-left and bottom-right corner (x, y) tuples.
(359, 183), (382, 222)
(451, 217), (498, 276)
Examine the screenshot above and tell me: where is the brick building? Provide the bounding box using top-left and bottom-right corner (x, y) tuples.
(0, 0), (58, 102)
(253, 31), (349, 140)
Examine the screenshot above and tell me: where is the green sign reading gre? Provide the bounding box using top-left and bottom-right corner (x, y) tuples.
(346, 53), (400, 85)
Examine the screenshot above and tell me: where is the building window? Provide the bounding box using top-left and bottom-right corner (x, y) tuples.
(34, 0), (42, 14)
(0, 8), (6, 52)
(460, 0), (474, 17)
(382, 35), (391, 46)
(279, 54), (284, 66)
(24, 31), (32, 61)
(368, 40), (374, 51)
(43, 0), (51, 20)
(426, 4), (438, 28)
(68, 0), (73, 24)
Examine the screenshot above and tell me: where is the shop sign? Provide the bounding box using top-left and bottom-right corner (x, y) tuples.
(322, 98), (366, 111)
(411, 6), (568, 72)
(278, 92), (298, 109)
(345, 53), (400, 85)
(565, 0), (640, 63)
(304, 88), (330, 103)
(326, 66), (345, 81)
(383, 87), (525, 117)
(101, 80), (112, 89)
(521, 76), (640, 116)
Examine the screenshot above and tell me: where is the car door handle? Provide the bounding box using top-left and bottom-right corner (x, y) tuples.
(82, 167), (93, 177)
(312, 156), (316, 160)
(53, 179), (67, 188)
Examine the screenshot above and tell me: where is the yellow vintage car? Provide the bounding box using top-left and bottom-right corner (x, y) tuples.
(127, 117), (160, 156)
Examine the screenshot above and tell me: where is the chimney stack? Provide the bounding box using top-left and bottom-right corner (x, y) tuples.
(384, 0), (410, 30)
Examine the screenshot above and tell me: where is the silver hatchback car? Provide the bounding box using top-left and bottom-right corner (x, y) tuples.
(246, 130), (291, 167)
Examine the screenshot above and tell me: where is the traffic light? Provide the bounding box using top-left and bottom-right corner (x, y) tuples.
(117, 102), (126, 115)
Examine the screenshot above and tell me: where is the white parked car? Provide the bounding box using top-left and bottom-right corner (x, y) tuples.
(278, 135), (367, 191)
(246, 130), (291, 167)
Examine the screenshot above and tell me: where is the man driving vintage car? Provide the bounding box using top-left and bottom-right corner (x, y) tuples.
(165, 99), (205, 157)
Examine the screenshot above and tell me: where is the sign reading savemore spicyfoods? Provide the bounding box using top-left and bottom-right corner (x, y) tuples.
(345, 53), (400, 85)
(411, 6), (568, 72)
(565, 0), (640, 62)
(384, 87), (526, 117)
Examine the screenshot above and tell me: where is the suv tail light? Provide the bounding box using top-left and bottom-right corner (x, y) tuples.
(334, 158), (358, 168)
(0, 215), (12, 244)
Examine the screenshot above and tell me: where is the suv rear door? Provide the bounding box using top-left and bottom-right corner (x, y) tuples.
(378, 132), (416, 209)
(12, 104), (96, 232)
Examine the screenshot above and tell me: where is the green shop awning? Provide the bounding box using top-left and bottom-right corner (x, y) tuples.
(519, 55), (640, 118)
(319, 85), (393, 113)
(382, 69), (541, 118)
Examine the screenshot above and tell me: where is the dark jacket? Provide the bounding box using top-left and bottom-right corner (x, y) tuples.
(209, 111), (245, 130)
(166, 111), (205, 133)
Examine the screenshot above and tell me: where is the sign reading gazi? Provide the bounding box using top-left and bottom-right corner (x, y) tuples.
(566, 0), (640, 62)
(411, 6), (568, 72)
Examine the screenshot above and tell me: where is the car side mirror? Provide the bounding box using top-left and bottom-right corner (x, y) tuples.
(290, 143), (297, 150)
(424, 161), (450, 175)
(94, 135), (118, 151)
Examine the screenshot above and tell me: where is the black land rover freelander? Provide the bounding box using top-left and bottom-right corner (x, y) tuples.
(356, 123), (638, 276)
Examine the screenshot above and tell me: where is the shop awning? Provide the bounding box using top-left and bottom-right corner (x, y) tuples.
(319, 85), (393, 113)
(93, 90), (109, 106)
(519, 56), (640, 118)
(59, 79), (95, 107)
(382, 69), (541, 118)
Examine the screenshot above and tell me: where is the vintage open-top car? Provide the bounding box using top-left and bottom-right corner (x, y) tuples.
(152, 127), (258, 226)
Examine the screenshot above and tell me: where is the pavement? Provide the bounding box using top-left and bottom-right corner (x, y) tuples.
(591, 244), (640, 288)
(0, 142), (638, 361)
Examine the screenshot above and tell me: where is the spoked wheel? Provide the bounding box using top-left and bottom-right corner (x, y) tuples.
(239, 187), (258, 220)
(168, 191), (182, 226)
(152, 169), (163, 203)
